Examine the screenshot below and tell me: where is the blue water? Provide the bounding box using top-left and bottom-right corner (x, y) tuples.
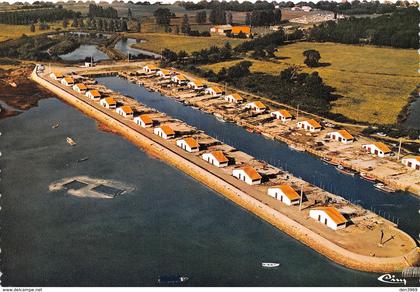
(114, 37), (162, 58)
(59, 44), (109, 62)
(97, 76), (420, 239)
(1, 98), (390, 286)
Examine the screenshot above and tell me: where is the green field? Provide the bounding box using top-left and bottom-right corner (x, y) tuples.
(127, 33), (246, 54)
(0, 22), (64, 42)
(202, 42), (418, 125)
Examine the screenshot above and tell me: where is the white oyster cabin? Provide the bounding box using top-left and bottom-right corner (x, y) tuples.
(72, 83), (87, 94)
(100, 97), (117, 109)
(154, 125), (175, 139)
(176, 137), (200, 153)
(134, 114), (153, 128)
(50, 71), (63, 80)
(327, 129), (354, 144)
(187, 79), (204, 90)
(267, 185), (300, 206)
(271, 110), (292, 122)
(309, 207), (347, 230)
(401, 156), (420, 170)
(61, 76), (75, 86)
(116, 105), (134, 119)
(224, 93), (243, 104)
(297, 119), (322, 132)
(362, 142), (392, 158)
(156, 69), (172, 79)
(232, 166), (262, 185)
(86, 89), (101, 101)
(246, 101), (267, 113)
(204, 86), (223, 97)
(143, 64), (158, 74)
(171, 74), (189, 85)
(202, 151), (229, 167)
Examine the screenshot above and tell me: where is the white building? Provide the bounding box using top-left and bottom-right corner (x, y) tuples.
(297, 119), (322, 132)
(202, 151), (229, 167)
(86, 89), (101, 101)
(267, 185), (300, 206)
(72, 83), (87, 94)
(224, 93), (244, 104)
(143, 64), (159, 74)
(100, 97), (117, 109)
(362, 142), (392, 158)
(154, 125), (175, 140)
(271, 110), (292, 122)
(302, 5), (313, 12)
(205, 86), (223, 97)
(309, 207), (347, 230)
(61, 76), (75, 86)
(50, 71), (63, 80)
(156, 69), (172, 79)
(210, 24), (232, 35)
(134, 114), (153, 128)
(232, 166), (262, 185)
(187, 79), (204, 91)
(327, 130), (354, 144)
(176, 137), (200, 153)
(171, 74), (189, 85)
(401, 156), (420, 170)
(116, 105), (134, 119)
(246, 101), (267, 113)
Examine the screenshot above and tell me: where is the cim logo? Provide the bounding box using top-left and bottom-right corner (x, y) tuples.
(377, 274), (407, 285)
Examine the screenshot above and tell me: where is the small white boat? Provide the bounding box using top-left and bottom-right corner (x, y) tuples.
(216, 116), (226, 123)
(52, 122), (60, 129)
(374, 183), (396, 193)
(66, 137), (76, 146)
(262, 262), (280, 268)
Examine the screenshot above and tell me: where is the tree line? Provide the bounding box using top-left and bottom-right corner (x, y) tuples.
(308, 7), (418, 49)
(87, 3), (119, 19)
(179, 1), (275, 12)
(0, 7), (80, 25)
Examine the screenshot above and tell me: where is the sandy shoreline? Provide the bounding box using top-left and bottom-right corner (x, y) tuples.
(31, 68), (419, 273)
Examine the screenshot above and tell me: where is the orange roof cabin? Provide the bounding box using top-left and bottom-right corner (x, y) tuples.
(205, 86), (224, 97)
(327, 129), (354, 144)
(187, 79), (204, 90)
(297, 119), (321, 132)
(268, 185), (300, 206)
(202, 151), (229, 167)
(231, 26), (252, 37)
(402, 156), (420, 171)
(171, 74), (189, 85)
(61, 76), (75, 86)
(72, 83), (88, 93)
(154, 125), (175, 139)
(86, 89), (101, 100)
(50, 71), (64, 80)
(224, 93), (244, 104)
(176, 137), (200, 153)
(271, 109), (292, 122)
(156, 69), (172, 79)
(100, 97), (117, 109)
(246, 101), (267, 113)
(134, 114), (153, 128)
(232, 165), (262, 185)
(116, 105), (134, 119)
(143, 64), (159, 74)
(309, 207), (347, 230)
(362, 142), (392, 158)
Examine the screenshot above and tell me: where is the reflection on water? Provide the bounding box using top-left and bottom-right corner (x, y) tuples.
(1, 98), (382, 286)
(114, 37), (161, 58)
(97, 76), (420, 239)
(59, 44), (109, 61)
(402, 98), (420, 130)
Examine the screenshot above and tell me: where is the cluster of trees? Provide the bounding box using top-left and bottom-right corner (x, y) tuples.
(308, 7), (418, 49)
(87, 4), (118, 18)
(303, 50), (321, 67)
(153, 8), (174, 26)
(195, 11), (207, 24)
(209, 8), (227, 25)
(245, 9), (282, 26)
(235, 31), (286, 53)
(0, 7), (79, 25)
(67, 17), (130, 33)
(314, 1), (400, 15)
(180, 1), (275, 12)
(0, 34), (57, 60)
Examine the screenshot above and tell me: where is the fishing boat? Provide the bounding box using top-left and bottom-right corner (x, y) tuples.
(52, 122), (60, 129)
(289, 144), (305, 152)
(360, 172), (376, 182)
(374, 183), (396, 193)
(158, 275), (189, 285)
(321, 157), (338, 166)
(66, 137), (76, 146)
(246, 128), (254, 133)
(262, 262), (280, 268)
(336, 165), (357, 176)
(216, 116), (226, 123)
(77, 157), (89, 163)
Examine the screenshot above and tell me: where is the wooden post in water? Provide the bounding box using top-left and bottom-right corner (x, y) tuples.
(299, 186), (303, 211)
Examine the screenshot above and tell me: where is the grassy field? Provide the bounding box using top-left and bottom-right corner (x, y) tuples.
(0, 22), (64, 42)
(202, 42), (418, 125)
(127, 33), (246, 54)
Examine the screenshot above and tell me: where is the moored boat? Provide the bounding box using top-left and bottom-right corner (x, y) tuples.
(262, 262), (280, 268)
(52, 122), (60, 129)
(158, 275), (189, 285)
(336, 165), (357, 176)
(321, 157), (339, 166)
(289, 144), (305, 152)
(246, 128), (254, 133)
(66, 137), (76, 146)
(360, 172), (376, 182)
(374, 183), (396, 193)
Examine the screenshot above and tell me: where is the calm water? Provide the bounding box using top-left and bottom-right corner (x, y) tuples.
(402, 98), (420, 130)
(1, 97), (387, 286)
(114, 38), (161, 59)
(59, 44), (109, 62)
(97, 76), (420, 239)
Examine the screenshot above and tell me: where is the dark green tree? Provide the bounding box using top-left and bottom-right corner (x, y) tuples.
(303, 49), (321, 67)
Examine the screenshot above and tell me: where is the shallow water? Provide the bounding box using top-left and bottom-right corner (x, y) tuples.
(96, 76), (420, 240)
(0, 97), (392, 286)
(114, 37), (161, 59)
(402, 97), (420, 130)
(59, 44), (109, 62)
